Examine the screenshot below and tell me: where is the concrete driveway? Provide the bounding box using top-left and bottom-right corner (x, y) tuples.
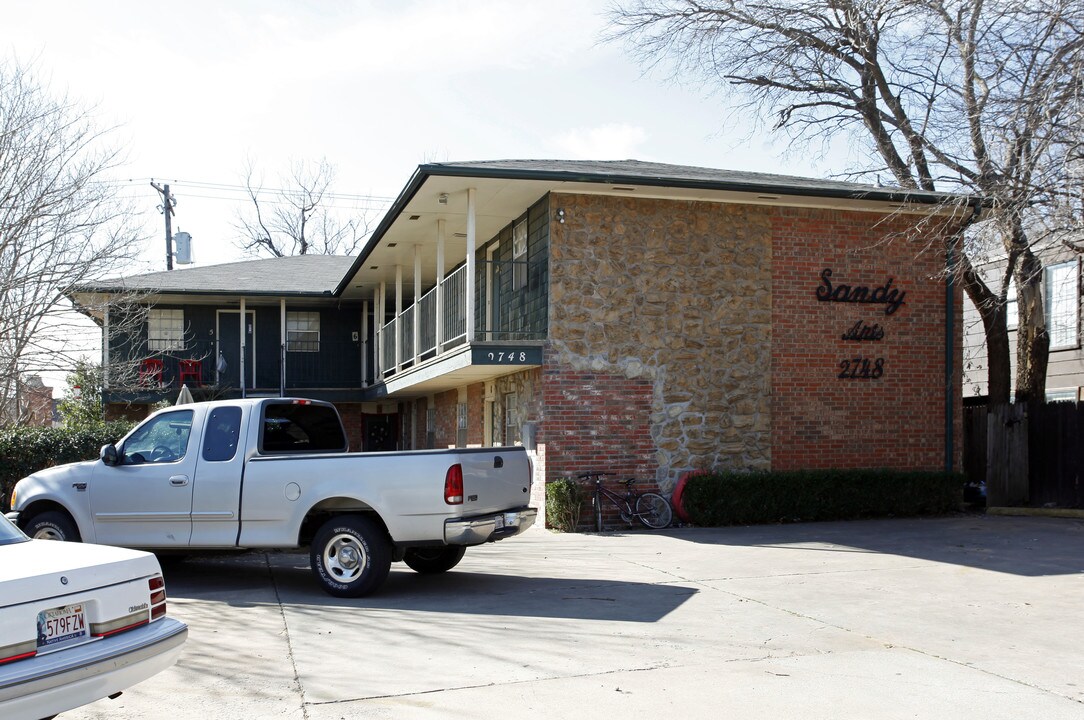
(63, 515), (1084, 719)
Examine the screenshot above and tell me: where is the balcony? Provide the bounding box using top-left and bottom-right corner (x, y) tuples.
(373, 259), (546, 396)
(105, 334), (366, 404)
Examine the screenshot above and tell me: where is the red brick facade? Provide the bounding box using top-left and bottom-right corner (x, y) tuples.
(769, 208), (962, 471)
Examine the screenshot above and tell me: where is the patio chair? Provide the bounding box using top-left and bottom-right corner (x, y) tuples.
(178, 359), (202, 387)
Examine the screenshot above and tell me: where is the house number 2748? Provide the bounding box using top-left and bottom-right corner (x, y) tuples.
(837, 357), (885, 380)
(487, 351), (528, 362)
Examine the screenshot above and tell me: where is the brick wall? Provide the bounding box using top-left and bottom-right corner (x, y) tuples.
(466, 383), (485, 446)
(769, 207), (962, 471)
(334, 402), (363, 450)
(539, 347), (657, 527)
(433, 389), (459, 449)
(105, 403), (150, 423)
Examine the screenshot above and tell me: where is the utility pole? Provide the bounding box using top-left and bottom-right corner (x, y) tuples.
(150, 180), (177, 270)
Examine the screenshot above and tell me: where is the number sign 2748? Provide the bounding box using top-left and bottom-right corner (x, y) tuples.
(838, 357), (885, 380)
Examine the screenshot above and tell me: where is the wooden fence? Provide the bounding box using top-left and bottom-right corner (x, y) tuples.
(963, 402), (1084, 509)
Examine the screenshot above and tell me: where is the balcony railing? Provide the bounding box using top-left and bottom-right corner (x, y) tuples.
(108, 336), (362, 396)
(377, 260), (544, 379)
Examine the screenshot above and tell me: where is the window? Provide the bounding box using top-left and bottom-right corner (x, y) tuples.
(512, 219), (527, 290)
(1046, 261), (1079, 350)
(122, 410), (194, 464)
(287, 311), (320, 352)
(1045, 387), (1079, 403)
(456, 402), (467, 447)
(1005, 282), (1018, 331)
(148, 309), (185, 351)
(504, 393), (520, 446)
(261, 402), (346, 453)
(203, 406), (242, 462)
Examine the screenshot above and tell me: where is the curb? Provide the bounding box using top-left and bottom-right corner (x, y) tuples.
(986, 506), (1084, 519)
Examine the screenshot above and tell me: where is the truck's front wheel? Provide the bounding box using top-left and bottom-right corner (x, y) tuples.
(403, 546), (466, 574)
(310, 515), (391, 597)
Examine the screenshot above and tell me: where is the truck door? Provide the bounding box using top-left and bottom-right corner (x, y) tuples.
(90, 408), (197, 547)
(189, 404), (246, 545)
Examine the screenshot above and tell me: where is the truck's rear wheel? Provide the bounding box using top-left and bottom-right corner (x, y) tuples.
(310, 515), (391, 597)
(24, 511), (81, 542)
(403, 545), (466, 574)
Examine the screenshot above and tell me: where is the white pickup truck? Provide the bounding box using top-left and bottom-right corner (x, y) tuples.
(6, 398), (537, 597)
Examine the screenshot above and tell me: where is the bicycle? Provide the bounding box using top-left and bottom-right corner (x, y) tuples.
(577, 471), (673, 532)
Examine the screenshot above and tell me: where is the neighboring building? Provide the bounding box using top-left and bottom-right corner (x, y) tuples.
(962, 249), (1083, 402)
(1, 375), (57, 426)
(70, 159), (971, 519)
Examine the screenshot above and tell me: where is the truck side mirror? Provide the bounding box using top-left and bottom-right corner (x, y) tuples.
(100, 444), (119, 466)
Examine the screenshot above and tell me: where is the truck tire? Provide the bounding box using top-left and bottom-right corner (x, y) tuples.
(310, 515), (391, 598)
(24, 511), (81, 542)
(403, 546), (466, 574)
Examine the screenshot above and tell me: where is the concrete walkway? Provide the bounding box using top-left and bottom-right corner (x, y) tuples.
(64, 514), (1084, 719)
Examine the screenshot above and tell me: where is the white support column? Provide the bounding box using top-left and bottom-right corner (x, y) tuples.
(375, 285), (384, 378)
(395, 265), (403, 370)
(280, 298), (287, 397)
(466, 187), (477, 342)
(239, 298), (247, 398)
(413, 245), (422, 363)
(361, 300), (369, 387)
(436, 219), (446, 352)
(102, 304), (110, 390)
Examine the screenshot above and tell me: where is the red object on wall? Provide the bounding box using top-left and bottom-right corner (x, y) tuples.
(671, 470), (710, 524)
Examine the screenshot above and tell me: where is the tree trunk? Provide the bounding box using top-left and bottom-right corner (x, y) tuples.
(958, 250), (1012, 404)
(1014, 246), (1050, 403)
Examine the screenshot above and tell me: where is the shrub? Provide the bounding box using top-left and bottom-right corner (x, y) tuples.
(0, 422), (134, 510)
(682, 469), (964, 526)
(545, 478), (586, 532)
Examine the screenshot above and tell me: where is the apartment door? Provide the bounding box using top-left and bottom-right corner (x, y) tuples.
(216, 310), (255, 390)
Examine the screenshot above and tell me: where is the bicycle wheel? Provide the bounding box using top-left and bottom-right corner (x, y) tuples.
(635, 492), (673, 529)
(594, 494), (603, 532)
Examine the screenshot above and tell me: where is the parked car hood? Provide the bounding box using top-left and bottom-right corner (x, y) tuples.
(0, 539), (160, 608)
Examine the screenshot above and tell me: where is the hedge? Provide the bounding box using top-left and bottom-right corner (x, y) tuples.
(681, 469), (964, 526)
(0, 422), (134, 510)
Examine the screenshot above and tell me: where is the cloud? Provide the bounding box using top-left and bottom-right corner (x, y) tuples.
(551, 123), (649, 159)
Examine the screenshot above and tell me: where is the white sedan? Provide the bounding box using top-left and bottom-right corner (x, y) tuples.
(0, 514), (187, 720)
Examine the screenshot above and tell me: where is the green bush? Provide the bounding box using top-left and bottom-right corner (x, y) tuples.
(0, 422), (134, 510)
(682, 469), (964, 526)
(545, 478), (586, 532)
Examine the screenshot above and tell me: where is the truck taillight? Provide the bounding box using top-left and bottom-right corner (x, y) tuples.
(444, 464), (464, 505)
(149, 575), (167, 620)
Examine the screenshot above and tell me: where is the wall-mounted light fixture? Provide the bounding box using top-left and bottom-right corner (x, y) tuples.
(438, 193), (449, 205)
(556, 208), (565, 224)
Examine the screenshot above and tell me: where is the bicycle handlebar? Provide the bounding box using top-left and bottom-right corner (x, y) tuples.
(576, 471), (614, 480)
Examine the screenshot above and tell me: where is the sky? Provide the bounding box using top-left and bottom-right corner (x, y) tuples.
(2, 0), (850, 391)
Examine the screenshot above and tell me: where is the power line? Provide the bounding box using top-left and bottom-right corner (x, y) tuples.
(107, 176), (396, 204)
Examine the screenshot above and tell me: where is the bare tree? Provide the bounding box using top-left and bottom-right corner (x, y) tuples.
(0, 58), (146, 424)
(607, 0), (1084, 403)
(234, 157), (369, 258)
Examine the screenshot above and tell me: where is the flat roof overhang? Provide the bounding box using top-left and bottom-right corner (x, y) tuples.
(337, 161), (980, 301)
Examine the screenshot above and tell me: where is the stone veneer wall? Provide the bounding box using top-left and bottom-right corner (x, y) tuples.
(544, 193), (774, 491)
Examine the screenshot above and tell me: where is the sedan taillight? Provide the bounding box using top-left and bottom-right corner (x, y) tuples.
(150, 575), (167, 620)
(0, 641), (36, 665)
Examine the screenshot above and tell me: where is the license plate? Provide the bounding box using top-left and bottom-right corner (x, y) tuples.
(37, 604), (88, 648)
(493, 514), (505, 530)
